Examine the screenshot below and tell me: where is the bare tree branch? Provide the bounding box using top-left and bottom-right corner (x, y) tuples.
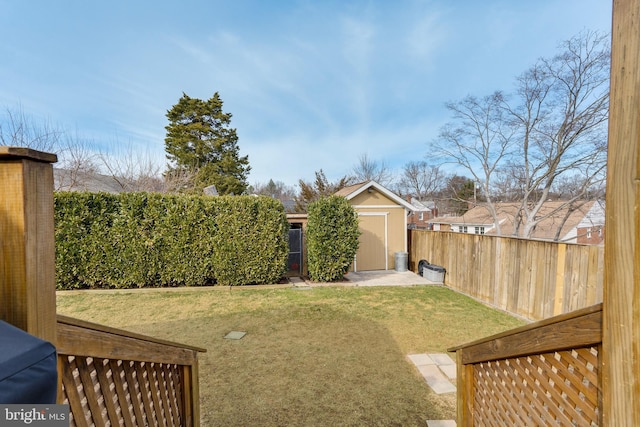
(431, 30), (609, 240)
(433, 91), (518, 234)
(396, 161), (447, 200)
(506, 30), (610, 238)
(0, 106), (62, 152)
(351, 153), (393, 186)
(99, 145), (164, 193)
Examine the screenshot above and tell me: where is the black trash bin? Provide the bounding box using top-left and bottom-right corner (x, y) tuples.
(418, 259), (446, 283)
(424, 264), (446, 283)
(417, 259), (430, 276)
(0, 320), (58, 404)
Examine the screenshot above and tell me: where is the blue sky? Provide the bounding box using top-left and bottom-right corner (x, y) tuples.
(0, 1), (612, 188)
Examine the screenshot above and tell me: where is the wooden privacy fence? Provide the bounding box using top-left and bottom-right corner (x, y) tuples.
(409, 230), (604, 321)
(449, 303), (602, 426)
(57, 315), (206, 427)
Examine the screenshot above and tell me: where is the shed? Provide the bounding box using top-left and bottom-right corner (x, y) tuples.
(335, 181), (414, 271)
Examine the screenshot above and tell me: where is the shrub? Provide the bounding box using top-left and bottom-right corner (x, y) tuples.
(54, 192), (288, 289)
(306, 195), (360, 282)
(211, 196), (289, 286)
(54, 192), (119, 289)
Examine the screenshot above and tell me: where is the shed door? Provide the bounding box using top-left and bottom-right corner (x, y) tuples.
(355, 214), (387, 271)
(288, 225), (302, 275)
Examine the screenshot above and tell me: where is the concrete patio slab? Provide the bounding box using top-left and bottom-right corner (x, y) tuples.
(343, 270), (436, 287)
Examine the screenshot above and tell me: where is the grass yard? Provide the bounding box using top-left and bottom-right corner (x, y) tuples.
(57, 285), (524, 426)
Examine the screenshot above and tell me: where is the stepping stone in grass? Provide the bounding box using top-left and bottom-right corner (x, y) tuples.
(224, 331), (247, 340)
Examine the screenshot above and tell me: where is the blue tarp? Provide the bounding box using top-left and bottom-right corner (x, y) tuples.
(0, 320), (57, 404)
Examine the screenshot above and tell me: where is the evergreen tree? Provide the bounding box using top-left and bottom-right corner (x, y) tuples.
(294, 170), (353, 213)
(164, 92), (250, 195)
(443, 175), (477, 216)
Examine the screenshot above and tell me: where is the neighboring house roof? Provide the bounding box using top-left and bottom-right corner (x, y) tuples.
(576, 200), (606, 228)
(281, 199), (296, 212)
(409, 198), (435, 212)
(432, 208), (499, 227)
(335, 181), (415, 211)
(54, 168), (125, 193)
(430, 200), (605, 241)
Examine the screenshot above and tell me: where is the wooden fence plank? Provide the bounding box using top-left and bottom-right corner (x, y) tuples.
(60, 357), (89, 427)
(553, 244), (566, 316)
(111, 359), (136, 427)
(123, 362), (146, 426)
(135, 363), (156, 426)
(76, 357), (105, 427)
(586, 246), (600, 307)
(93, 358), (120, 425)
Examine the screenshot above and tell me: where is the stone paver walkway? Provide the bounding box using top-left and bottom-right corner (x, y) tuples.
(407, 353), (457, 427)
(408, 353), (456, 394)
(426, 421), (456, 427)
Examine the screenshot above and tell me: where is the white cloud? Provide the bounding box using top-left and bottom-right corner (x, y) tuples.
(244, 114), (446, 187)
(405, 10), (449, 63)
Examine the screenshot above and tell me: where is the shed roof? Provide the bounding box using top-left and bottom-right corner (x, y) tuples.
(335, 180), (415, 210)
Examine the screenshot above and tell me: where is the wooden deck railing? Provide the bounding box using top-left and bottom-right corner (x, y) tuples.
(56, 315), (206, 427)
(448, 303), (602, 426)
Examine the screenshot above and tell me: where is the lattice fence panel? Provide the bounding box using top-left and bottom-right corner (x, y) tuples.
(471, 346), (600, 426)
(59, 355), (185, 427)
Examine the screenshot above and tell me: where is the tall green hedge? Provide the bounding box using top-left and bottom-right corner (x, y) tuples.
(54, 192), (289, 289)
(306, 195), (360, 282)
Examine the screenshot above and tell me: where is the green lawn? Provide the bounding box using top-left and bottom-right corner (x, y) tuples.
(57, 285), (524, 426)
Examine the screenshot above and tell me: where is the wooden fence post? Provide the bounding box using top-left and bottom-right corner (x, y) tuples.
(0, 146), (58, 345)
(553, 243), (566, 316)
(603, 0), (640, 424)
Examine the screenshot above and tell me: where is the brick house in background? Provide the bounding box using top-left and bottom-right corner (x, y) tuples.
(407, 198), (437, 229)
(429, 200), (605, 245)
(573, 201), (606, 244)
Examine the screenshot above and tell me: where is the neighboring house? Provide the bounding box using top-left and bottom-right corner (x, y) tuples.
(54, 168), (165, 193)
(281, 199), (297, 213)
(407, 198), (437, 229)
(567, 201), (606, 245)
(54, 168), (125, 193)
(429, 201), (605, 244)
(431, 210), (492, 235)
(335, 181), (414, 271)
